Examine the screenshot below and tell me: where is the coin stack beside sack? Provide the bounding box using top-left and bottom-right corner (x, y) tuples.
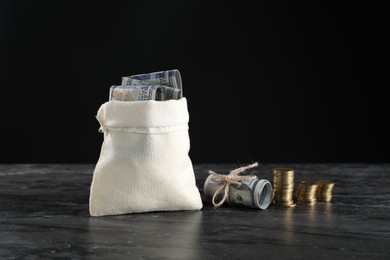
(316, 180), (335, 202)
(272, 168), (296, 207)
(297, 182), (318, 205)
(271, 168), (335, 207)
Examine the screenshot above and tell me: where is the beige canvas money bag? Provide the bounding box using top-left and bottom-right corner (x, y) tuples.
(89, 98), (203, 216)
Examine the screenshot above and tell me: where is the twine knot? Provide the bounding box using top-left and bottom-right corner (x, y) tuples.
(208, 162), (259, 208)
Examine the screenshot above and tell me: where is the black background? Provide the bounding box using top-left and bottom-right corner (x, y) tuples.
(0, 1), (387, 164)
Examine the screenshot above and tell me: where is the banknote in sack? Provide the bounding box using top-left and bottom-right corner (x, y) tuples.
(110, 69), (182, 101)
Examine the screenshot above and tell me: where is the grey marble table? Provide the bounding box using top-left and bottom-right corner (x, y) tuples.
(0, 164), (389, 259)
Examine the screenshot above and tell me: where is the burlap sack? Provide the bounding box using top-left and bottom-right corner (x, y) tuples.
(89, 98), (203, 216)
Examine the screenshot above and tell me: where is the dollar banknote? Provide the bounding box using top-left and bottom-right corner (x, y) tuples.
(109, 69), (183, 102)
(109, 85), (164, 101)
(119, 77), (181, 100)
(121, 69), (182, 95)
(203, 175), (273, 209)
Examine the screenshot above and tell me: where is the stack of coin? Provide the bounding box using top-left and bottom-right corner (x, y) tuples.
(297, 181), (318, 205)
(272, 168), (296, 207)
(316, 180), (335, 202)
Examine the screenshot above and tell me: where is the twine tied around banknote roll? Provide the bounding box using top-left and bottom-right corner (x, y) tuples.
(208, 162), (259, 208)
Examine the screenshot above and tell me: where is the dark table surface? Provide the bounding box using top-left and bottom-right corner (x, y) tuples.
(0, 163), (389, 259)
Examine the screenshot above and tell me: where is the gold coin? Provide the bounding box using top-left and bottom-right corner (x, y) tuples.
(316, 180), (335, 202)
(297, 181), (319, 204)
(272, 168), (296, 206)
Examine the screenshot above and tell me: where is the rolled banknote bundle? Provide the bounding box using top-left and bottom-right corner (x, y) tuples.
(110, 69), (183, 101)
(122, 69), (182, 94)
(203, 175), (273, 210)
(117, 77), (181, 101)
(109, 85), (164, 101)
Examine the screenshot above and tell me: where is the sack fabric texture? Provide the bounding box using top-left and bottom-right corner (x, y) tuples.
(89, 98), (203, 216)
